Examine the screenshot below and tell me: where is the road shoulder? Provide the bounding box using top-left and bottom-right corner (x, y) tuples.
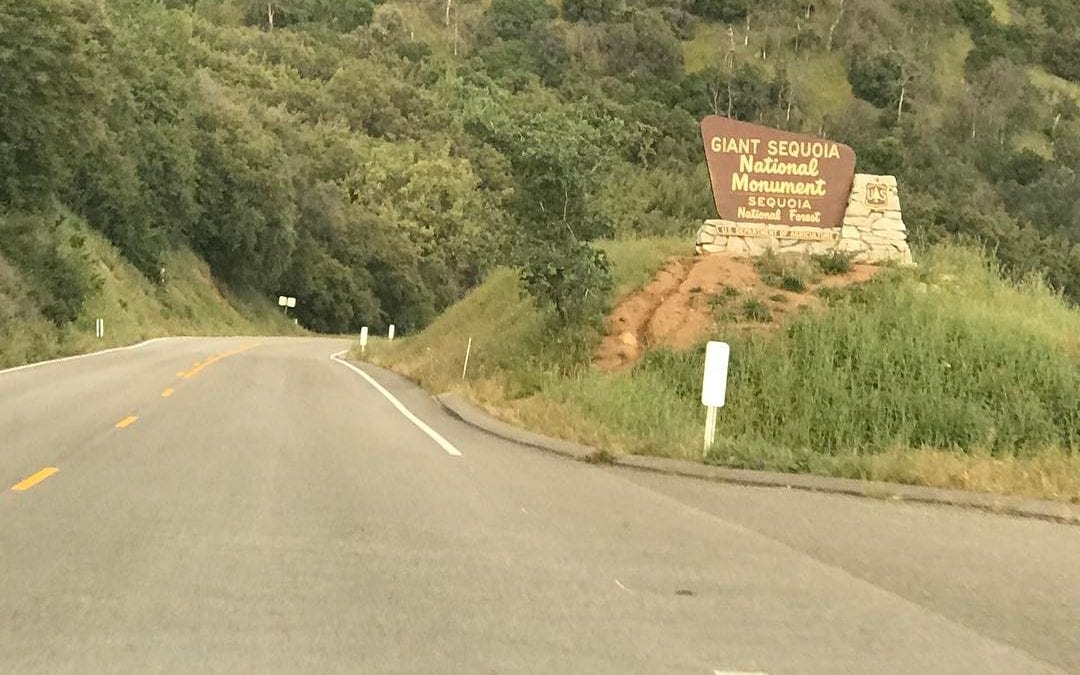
(436, 390), (1080, 526)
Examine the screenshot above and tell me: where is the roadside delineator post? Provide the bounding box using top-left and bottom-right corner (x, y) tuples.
(95, 318), (104, 339)
(462, 337), (473, 380)
(701, 341), (731, 456)
(359, 326), (369, 353)
(388, 324), (396, 341)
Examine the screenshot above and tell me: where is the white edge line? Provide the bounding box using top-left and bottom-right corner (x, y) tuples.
(0, 337), (173, 376)
(330, 350), (463, 458)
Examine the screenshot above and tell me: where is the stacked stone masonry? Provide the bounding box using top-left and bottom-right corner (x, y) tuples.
(695, 174), (915, 265)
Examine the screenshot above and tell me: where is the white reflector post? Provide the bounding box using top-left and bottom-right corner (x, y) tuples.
(701, 341), (730, 456)
(359, 326), (369, 352)
(701, 341), (730, 407)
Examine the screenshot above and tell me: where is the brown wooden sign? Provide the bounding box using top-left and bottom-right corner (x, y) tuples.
(700, 116), (856, 229)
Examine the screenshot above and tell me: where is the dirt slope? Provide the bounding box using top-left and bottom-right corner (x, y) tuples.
(596, 254), (879, 371)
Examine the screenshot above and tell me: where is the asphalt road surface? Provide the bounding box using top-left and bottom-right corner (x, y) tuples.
(2, 337), (1078, 674)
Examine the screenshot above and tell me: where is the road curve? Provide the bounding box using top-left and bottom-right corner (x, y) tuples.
(1, 337), (1077, 674)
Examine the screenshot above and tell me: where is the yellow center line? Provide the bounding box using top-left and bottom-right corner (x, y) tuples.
(11, 467), (59, 492)
(180, 344), (260, 380)
(161, 387), (175, 398)
(115, 415), (139, 429)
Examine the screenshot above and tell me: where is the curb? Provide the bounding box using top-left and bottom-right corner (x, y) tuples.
(437, 392), (1080, 527)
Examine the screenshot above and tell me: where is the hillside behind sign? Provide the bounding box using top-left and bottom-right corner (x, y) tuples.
(700, 116), (856, 229)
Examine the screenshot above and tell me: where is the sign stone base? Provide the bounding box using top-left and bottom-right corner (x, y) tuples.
(695, 174), (915, 266)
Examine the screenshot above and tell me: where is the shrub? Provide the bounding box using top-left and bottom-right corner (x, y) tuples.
(780, 275), (806, 292)
(756, 250), (818, 290)
(813, 251), (855, 276)
(0, 211), (100, 325)
(741, 298), (772, 322)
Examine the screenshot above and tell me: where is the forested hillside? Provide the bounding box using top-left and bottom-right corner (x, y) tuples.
(2, 0), (1078, 342)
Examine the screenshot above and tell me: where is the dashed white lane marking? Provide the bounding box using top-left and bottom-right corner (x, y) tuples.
(330, 351), (462, 457)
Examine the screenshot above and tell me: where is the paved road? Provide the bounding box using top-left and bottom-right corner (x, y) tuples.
(1, 337), (1077, 674)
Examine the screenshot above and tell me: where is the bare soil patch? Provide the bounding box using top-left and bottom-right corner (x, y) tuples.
(596, 254), (882, 371)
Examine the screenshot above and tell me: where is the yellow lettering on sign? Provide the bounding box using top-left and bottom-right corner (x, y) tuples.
(731, 174), (828, 197)
(711, 136), (761, 154)
(766, 139), (842, 159)
(738, 154), (821, 177)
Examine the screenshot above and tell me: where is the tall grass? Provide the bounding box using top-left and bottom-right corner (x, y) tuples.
(364, 242), (1080, 501)
(640, 295), (1079, 458)
(367, 238), (691, 393)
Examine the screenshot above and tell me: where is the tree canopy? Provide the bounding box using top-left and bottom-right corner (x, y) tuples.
(2, 0), (1078, 335)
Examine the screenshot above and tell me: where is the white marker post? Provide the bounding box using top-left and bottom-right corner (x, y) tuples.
(95, 319), (104, 339)
(359, 326), (369, 353)
(701, 341), (731, 456)
(388, 324), (395, 341)
(462, 337), (473, 380)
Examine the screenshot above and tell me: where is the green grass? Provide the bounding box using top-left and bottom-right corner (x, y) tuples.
(681, 23), (730, 74)
(921, 31), (975, 129)
(0, 220), (301, 369)
(988, 0), (1011, 24)
(788, 52), (855, 128)
(755, 249), (819, 290)
(1013, 129), (1054, 159)
(682, 25), (854, 130)
(365, 240), (1080, 502)
(364, 238), (687, 392)
(1029, 66), (1080, 107)
(599, 237), (689, 295)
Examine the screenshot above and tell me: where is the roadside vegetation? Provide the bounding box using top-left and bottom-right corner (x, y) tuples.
(365, 240), (1080, 503)
(4, 0), (1080, 369)
(0, 215), (299, 369)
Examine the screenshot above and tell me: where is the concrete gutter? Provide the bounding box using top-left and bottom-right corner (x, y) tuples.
(437, 392), (1080, 527)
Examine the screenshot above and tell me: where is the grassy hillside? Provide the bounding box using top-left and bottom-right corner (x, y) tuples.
(0, 214), (300, 369)
(364, 240), (1080, 502)
(5, 0), (1080, 352)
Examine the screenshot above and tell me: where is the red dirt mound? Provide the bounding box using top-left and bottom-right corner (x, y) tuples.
(595, 254), (880, 371)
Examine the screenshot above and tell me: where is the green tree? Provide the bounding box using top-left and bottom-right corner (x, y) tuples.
(460, 84), (625, 323)
(0, 212), (100, 325)
(604, 9), (683, 79)
(691, 0), (750, 22)
(242, 0), (382, 32)
(564, 0), (624, 23)
(480, 0), (555, 42)
(0, 0), (106, 208)
(190, 78), (297, 290)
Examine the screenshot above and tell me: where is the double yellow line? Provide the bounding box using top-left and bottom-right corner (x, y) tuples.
(117, 344), (260, 429)
(177, 345), (256, 381)
(9, 343), (260, 493)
